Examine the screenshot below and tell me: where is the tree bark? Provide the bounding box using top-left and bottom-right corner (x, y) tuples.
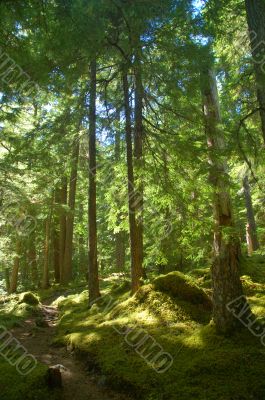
(42, 213), (51, 289)
(59, 177), (67, 282)
(53, 186), (61, 283)
(243, 175), (259, 254)
(88, 59), (100, 304)
(28, 230), (38, 287)
(4, 268), (10, 293)
(78, 203), (87, 279)
(133, 45), (144, 283)
(201, 66), (250, 334)
(123, 68), (142, 294)
(114, 111), (126, 272)
(245, 0), (265, 144)
(9, 239), (21, 294)
(62, 136), (80, 284)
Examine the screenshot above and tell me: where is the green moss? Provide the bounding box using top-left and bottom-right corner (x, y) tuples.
(111, 280), (131, 295)
(153, 271), (212, 310)
(19, 292), (40, 305)
(241, 255), (265, 284)
(0, 358), (60, 400)
(37, 281), (87, 303)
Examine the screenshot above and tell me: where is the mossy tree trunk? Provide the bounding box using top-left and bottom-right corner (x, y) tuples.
(201, 66), (250, 334)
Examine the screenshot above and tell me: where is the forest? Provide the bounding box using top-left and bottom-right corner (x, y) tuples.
(0, 0), (265, 399)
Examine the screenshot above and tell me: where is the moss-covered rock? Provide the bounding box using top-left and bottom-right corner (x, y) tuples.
(19, 292), (40, 306)
(111, 280), (131, 295)
(153, 271), (212, 309)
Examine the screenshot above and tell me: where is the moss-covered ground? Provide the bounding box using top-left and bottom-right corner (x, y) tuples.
(53, 256), (265, 400)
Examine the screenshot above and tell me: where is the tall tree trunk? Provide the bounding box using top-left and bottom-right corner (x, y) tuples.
(28, 231), (38, 287)
(114, 111), (126, 272)
(21, 255), (29, 287)
(53, 186), (61, 283)
(243, 175), (259, 254)
(9, 239), (21, 294)
(42, 213), (51, 289)
(4, 268), (10, 293)
(245, 0), (265, 143)
(123, 68), (142, 293)
(88, 59), (100, 304)
(78, 203), (87, 279)
(62, 136), (80, 284)
(133, 41), (144, 282)
(59, 177), (67, 282)
(201, 66), (250, 334)
(53, 227), (60, 282)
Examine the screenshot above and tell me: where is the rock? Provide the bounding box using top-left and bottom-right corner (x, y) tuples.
(51, 364), (67, 371)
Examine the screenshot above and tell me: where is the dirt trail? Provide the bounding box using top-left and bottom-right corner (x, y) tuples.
(11, 300), (134, 400)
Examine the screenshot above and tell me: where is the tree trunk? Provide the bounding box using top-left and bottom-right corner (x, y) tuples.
(114, 111), (126, 272)
(123, 68), (142, 294)
(59, 177), (67, 282)
(21, 254), (29, 287)
(115, 231), (126, 272)
(78, 203), (87, 279)
(243, 175), (259, 254)
(42, 213), (51, 289)
(133, 41), (144, 284)
(4, 268), (10, 293)
(28, 232), (38, 287)
(245, 0), (265, 144)
(62, 136), (80, 284)
(88, 59), (100, 304)
(201, 66), (250, 334)
(9, 239), (21, 294)
(53, 227), (60, 282)
(53, 186), (61, 283)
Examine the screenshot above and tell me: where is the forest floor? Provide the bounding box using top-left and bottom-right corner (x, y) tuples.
(1, 256), (265, 400)
(9, 296), (134, 400)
